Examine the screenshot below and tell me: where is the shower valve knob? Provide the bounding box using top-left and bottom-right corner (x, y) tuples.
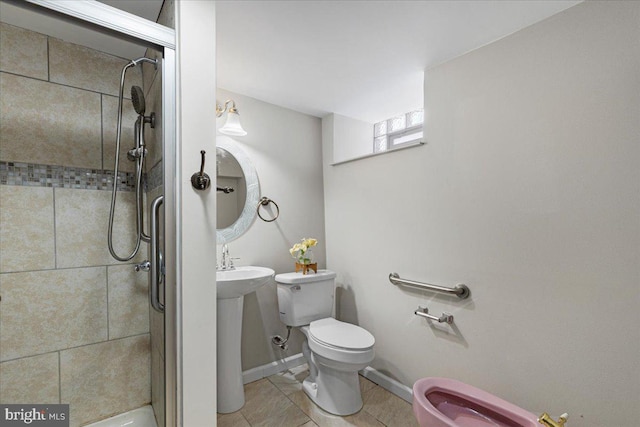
(134, 261), (151, 272)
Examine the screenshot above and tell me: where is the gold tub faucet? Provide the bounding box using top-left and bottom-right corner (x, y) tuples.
(538, 412), (569, 427)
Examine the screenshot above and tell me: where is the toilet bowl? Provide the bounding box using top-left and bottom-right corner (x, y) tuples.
(275, 270), (375, 416)
(301, 318), (374, 415)
(413, 378), (540, 427)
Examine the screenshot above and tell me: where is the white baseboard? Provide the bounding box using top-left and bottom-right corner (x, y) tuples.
(360, 366), (414, 403)
(242, 352), (307, 384)
(242, 354), (414, 404)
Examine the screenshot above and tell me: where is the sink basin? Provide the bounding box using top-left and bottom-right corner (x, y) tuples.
(216, 265), (274, 413)
(216, 266), (275, 299)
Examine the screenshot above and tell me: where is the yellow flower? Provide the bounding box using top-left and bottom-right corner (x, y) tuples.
(289, 238), (317, 260)
(302, 238), (318, 247)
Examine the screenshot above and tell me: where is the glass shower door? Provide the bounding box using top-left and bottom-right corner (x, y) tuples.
(0, 1), (176, 426)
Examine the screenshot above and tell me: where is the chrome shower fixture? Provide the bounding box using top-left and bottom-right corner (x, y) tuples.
(130, 85), (156, 128)
(130, 57), (158, 68)
(131, 86), (146, 115)
(127, 86), (155, 163)
(108, 57), (158, 262)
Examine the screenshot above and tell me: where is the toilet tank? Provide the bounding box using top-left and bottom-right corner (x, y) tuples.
(275, 270), (337, 326)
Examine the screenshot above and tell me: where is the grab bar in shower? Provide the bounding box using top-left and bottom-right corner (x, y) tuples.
(150, 195), (164, 313)
(389, 273), (470, 299)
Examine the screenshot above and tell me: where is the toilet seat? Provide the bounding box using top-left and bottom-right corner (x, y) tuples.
(309, 318), (375, 350)
(302, 318), (375, 366)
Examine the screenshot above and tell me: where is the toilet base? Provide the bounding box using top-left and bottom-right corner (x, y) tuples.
(301, 367), (363, 416)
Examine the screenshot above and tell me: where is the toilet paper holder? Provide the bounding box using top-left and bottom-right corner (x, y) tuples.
(415, 306), (454, 324)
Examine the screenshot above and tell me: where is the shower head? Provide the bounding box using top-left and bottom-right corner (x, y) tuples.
(131, 86), (146, 115)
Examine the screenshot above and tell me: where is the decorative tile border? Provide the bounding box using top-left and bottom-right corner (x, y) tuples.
(0, 161), (137, 192)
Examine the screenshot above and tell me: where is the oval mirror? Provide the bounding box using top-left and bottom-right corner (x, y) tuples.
(216, 138), (260, 243)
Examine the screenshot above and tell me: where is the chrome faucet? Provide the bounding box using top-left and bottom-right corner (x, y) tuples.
(219, 244), (235, 270)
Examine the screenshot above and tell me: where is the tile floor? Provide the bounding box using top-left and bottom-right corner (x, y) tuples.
(217, 364), (418, 427)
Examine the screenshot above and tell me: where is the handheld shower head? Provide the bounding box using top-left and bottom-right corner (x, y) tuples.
(131, 86), (146, 115)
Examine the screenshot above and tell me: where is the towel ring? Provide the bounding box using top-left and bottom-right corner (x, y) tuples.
(257, 197), (279, 222)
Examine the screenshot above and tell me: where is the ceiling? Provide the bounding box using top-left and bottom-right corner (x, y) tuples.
(217, 1), (581, 123)
(0, 1), (581, 123)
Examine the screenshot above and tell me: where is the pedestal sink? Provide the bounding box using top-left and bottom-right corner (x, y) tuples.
(216, 266), (274, 413)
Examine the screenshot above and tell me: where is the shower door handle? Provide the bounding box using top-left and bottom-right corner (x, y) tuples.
(150, 195), (165, 313)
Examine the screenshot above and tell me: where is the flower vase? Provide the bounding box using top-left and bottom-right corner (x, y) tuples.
(295, 249), (317, 275)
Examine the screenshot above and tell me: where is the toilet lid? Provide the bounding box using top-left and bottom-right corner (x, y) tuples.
(309, 318), (375, 350)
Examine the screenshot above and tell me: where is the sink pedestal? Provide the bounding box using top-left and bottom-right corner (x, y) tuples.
(216, 266), (274, 413)
(217, 296), (245, 413)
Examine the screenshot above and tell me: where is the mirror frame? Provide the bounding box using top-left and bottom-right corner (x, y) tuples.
(216, 138), (260, 243)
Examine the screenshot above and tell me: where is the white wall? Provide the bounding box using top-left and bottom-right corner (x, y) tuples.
(175, 1), (218, 424)
(331, 113), (374, 163)
(322, 2), (640, 426)
(216, 88), (325, 370)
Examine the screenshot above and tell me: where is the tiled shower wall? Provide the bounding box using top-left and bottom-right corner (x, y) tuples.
(0, 22), (154, 427)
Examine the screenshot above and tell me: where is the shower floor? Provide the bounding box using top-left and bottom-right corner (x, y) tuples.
(85, 405), (157, 427)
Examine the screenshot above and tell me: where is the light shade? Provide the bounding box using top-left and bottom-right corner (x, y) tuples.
(219, 110), (247, 136)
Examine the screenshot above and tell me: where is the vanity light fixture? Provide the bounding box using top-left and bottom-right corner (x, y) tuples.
(217, 99), (247, 136)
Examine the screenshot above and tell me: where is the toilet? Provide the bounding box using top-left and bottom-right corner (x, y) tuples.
(275, 270), (375, 416)
(412, 377), (541, 427)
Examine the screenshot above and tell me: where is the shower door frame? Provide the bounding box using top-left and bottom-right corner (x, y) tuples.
(16, 1), (180, 426)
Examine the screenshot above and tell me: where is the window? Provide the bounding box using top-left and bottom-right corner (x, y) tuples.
(373, 109), (424, 153)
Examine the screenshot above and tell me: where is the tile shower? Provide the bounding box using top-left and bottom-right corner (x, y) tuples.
(0, 21), (163, 427)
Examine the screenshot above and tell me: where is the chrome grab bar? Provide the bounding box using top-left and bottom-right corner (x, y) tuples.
(150, 195), (164, 313)
(389, 273), (470, 299)
(415, 306), (454, 324)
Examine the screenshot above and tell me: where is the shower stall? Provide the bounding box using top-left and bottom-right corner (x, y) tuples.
(0, 1), (177, 426)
